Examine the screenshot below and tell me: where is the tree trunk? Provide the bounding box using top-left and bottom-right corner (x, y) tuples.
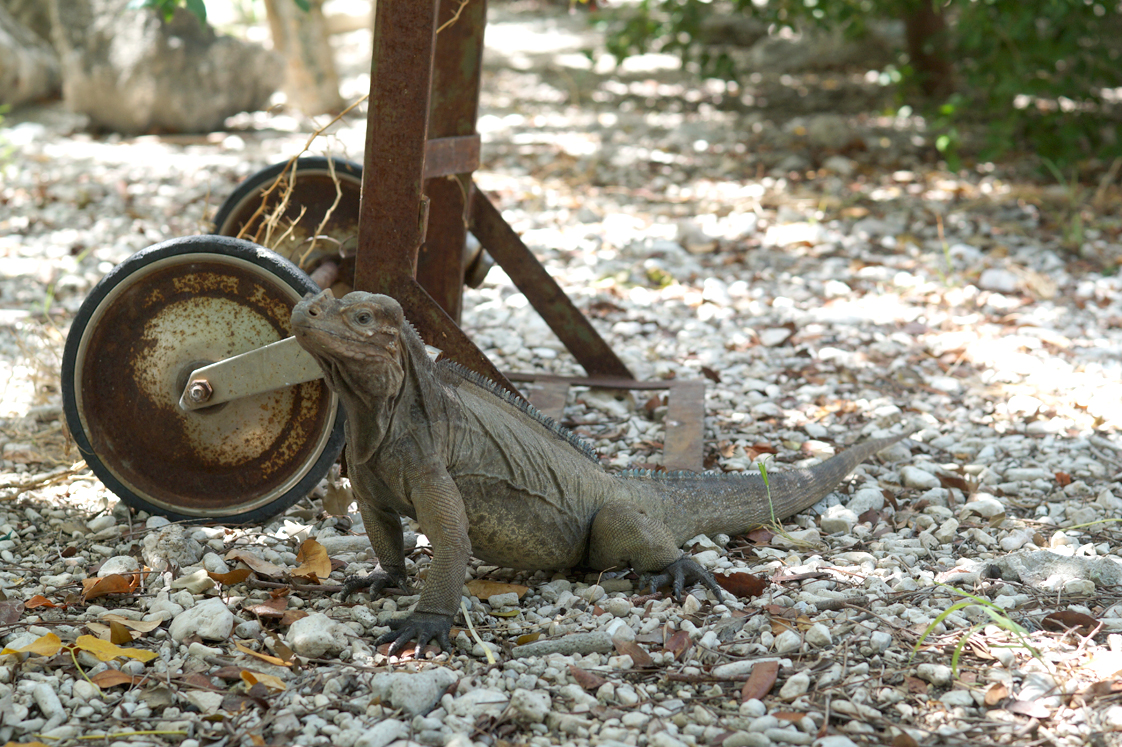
(263, 0), (344, 116)
(903, 0), (954, 99)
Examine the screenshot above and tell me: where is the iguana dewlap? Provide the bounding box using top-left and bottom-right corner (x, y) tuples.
(292, 290), (916, 654)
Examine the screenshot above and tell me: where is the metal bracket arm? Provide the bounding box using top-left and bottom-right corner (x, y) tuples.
(178, 337), (324, 411)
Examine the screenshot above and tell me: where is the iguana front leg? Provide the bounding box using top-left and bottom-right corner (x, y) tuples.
(375, 460), (471, 655)
(343, 460), (413, 599)
(588, 501), (725, 600)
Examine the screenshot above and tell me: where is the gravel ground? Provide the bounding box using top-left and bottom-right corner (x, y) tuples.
(4, 3), (1122, 747)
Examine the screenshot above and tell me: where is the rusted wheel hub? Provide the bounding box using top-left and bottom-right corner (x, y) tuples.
(61, 235), (345, 523)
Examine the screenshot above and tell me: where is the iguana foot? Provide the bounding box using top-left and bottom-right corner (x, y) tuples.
(646, 557), (725, 601)
(376, 612), (454, 655)
(340, 569), (412, 600)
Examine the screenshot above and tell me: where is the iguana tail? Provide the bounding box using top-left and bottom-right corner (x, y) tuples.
(625, 427), (919, 542)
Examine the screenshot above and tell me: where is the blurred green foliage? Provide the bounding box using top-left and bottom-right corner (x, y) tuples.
(603, 0), (1122, 170)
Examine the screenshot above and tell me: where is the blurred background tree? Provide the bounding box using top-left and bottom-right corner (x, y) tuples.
(602, 0), (1122, 171)
(129, 0), (345, 115)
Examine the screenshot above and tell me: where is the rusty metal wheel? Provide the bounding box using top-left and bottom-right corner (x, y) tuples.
(61, 235), (345, 523)
(212, 156), (363, 285)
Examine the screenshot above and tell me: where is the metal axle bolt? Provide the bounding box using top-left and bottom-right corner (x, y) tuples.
(187, 380), (213, 404)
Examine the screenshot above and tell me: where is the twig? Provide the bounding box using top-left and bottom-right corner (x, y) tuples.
(297, 156), (344, 269)
(235, 94), (369, 247)
(435, 0), (470, 34)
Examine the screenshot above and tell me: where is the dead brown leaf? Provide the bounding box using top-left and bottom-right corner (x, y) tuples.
(714, 572), (767, 598)
(1041, 609), (1100, 636)
(664, 629), (693, 661)
(109, 620), (134, 645)
(613, 639), (653, 667)
(233, 641), (292, 667)
(208, 568), (252, 587)
(569, 665), (608, 691)
(81, 574), (137, 602)
(740, 660), (779, 702)
(984, 681), (1009, 707)
(225, 549), (286, 578)
(905, 675), (928, 694)
(24, 595), (59, 609)
(89, 669), (143, 688)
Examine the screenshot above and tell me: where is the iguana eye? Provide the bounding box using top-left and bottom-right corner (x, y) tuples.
(354, 311), (374, 325)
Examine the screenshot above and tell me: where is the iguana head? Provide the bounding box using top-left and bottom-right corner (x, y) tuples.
(291, 290), (406, 400)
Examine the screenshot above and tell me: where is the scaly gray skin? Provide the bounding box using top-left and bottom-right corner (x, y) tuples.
(292, 290), (917, 654)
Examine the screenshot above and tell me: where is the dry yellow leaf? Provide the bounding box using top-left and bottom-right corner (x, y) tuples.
(1, 632), (62, 657)
(292, 539), (331, 583)
(74, 634), (158, 663)
(465, 579), (529, 600)
(241, 669), (286, 691)
(101, 614), (161, 633)
(233, 640), (292, 667)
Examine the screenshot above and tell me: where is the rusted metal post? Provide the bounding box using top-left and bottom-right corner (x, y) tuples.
(353, 0), (437, 286)
(416, 0), (489, 322)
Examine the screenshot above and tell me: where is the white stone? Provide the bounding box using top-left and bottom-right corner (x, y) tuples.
(355, 719), (409, 747)
(286, 612), (349, 658)
(932, 519), (959, 544)
(939, 689), (975, 707)
(168, 598), (236, 642)
(86, 514), (116, 533)
(868, 631), (892, 653)
(682, 594), (702, 615)
(509, 688), (551, 723)
(170, 568), (215, 594)
(779, 670), (810, 700)
(370, 668), (457, 716)
(820, 505), (857, 534)
(487, 592), (520, 608)
(846, 487), (885, 515)
(916, 663), (953, 687)
(448, 688), (509, 717)
(759, 327), (794, 347)
(805, 623), (832, 648)
(774, 629), (802, 654)
(978, 267), (1019, 293)
(901, 466), (941, 489)
(98, 555), (139, 576)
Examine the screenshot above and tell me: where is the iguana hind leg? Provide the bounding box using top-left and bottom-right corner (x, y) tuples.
(588, 502), (724, 600)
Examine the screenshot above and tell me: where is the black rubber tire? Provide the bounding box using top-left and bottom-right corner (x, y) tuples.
(61, 235), (346, 524)
(212, 156), (364, 237)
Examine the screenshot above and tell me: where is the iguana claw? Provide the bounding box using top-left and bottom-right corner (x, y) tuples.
(376, 612), (454, 655)
(647, 557), (725, 601)
(340, 569), (412, 600)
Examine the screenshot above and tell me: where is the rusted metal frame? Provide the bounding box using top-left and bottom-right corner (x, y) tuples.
(506, 372), (705, 473)
(469, 191), (634, 379)
(352, 0), (518, 395)
(353, 0), (437, 285)
(415, 0), (488, 322)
